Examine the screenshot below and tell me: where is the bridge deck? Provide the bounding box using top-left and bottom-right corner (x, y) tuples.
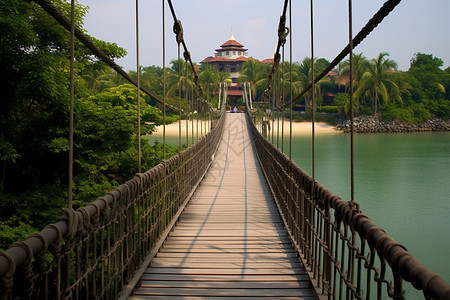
(130, 114), (317, 299)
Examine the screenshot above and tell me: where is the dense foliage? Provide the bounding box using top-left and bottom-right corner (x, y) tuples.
(237, 52), (449, 122)
(0, 0), (181, 248)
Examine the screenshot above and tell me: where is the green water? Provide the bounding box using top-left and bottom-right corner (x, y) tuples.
(282, 132), (450, 290)
(154, 127), (450, 294)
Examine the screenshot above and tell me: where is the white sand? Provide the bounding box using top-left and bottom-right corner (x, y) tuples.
(269, 120), (338, 135)
(151, 118), (338, 137)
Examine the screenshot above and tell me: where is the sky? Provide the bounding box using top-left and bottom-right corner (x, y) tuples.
(80, 0), (450, 72)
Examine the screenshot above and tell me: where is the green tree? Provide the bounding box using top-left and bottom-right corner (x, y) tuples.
(294, 57), (330, 109)
(0, 0), (148, 248)
(0, 142), (20, 186)
(408, 53), (446, 100)
(339, 53), (370, 89)
(199, 64), (220, 103)
(334, 93), (352, 115)
(354, 52), (399, 113)
(0, 0), (126, 191)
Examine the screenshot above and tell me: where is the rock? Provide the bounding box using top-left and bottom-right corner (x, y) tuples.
(335, 115), (450, 133)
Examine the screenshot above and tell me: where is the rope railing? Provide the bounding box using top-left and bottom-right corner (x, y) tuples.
(0, 108), (225, 299)
(246, 110), (450, 300)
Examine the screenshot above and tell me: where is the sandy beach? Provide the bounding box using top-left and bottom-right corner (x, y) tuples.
(151, 117), (338, 137)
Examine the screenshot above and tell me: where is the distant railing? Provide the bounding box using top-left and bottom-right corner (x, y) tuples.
(246, 111), (450, 300)
(0, 110), (225, 299)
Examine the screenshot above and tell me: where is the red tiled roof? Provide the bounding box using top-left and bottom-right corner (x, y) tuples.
(200, 56), (259, 64)
(220, 39), (244, 48)
(216, 47), (248, 52)
(261, 58), (274, 64)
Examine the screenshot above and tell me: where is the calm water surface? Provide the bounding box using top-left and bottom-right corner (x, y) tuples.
(153, 125), (450, 295)
(283, 131), (450, 290)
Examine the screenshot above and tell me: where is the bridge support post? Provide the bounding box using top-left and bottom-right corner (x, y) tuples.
(323, 205), (332, 294)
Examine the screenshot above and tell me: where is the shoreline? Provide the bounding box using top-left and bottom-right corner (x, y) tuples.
(151, 119), (339, 137)
(149, 116), (450, 138)
(336, 115), (450, 133)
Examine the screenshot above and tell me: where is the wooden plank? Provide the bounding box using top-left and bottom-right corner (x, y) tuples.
(150, 261), (304, 269)
(144, 267), (308, 275)
(164, 237), (293, 242)
(138, 280), (311, 289)
(159, 247), (296, 253)
(156, 253), (298, 259)
(132, 287), (317, 297)
(141, 274), (310, 282)
(169, 231), (288, 237)
(130, 297), (317, 300)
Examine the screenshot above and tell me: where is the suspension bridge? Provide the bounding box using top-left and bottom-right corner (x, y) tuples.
(1, 0), (450, 299)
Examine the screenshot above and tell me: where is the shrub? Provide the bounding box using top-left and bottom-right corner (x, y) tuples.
(320, 106), (339, 114)
(381, 103), (431, 123)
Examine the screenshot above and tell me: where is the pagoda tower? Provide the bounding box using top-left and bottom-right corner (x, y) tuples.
(215, 31), (248, 60)
(201, 31), (255, 104)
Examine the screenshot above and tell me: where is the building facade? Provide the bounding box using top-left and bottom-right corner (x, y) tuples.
(200, 32), (256, 104)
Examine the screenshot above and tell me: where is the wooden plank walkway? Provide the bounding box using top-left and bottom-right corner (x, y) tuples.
(130, 113), (317, 299)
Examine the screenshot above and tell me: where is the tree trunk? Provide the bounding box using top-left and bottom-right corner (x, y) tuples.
(374, 91), (378, 114)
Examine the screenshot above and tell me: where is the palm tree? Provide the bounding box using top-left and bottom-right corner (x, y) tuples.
(295, 57), (330, 109)
(238, 59), (262, 100)
(338, 53), (370, 113)
(217, 72), (232, 85)
(83, 68), (120, 92)
(339, 53), (370, 89)
(199, 64), (220, 104)
(354, 52), (399, 113)
(140, 65), (163, 96)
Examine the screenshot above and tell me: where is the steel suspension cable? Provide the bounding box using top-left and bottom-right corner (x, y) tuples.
(309, 0), (317, 280)
(281, 46), (285, 153)
(68, 0), (75, 209)
(178, 45), (182, 152)
(191, 76), (195, 145)
(310, 0), (315, 181)
(289, 0), (293, 160)
(349, 0), (355, 202)
(278, 0), (402, 110)
(136, 0), (141, 172)
(185, 57), (189, 147)
(276, 70), (280, 148)
(272, 81), (275, 144)
(162, 0), (166, 159)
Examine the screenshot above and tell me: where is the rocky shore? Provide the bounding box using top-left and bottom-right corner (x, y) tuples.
(335, 115), (450, 133)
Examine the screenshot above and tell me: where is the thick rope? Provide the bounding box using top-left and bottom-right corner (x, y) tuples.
(263, 0), (289, 106)
(167, 0), (203, 100)
(32, 0), (180, 112)
(279, 0), (402, 110)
